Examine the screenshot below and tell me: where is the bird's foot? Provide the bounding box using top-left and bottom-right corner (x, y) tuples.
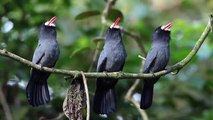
(165, 66), (170, 70)
(150, 72), (156, 77)
(102, 71), (108, 75)
(165, 66), (180, 75)
(39, 64), (43, 71)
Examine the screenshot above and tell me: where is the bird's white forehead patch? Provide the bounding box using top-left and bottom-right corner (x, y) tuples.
(161, 26), (170, 31)
(161, 22), (173, 31)
(44, 21), (56, 27)
(110, 23), (120, 29)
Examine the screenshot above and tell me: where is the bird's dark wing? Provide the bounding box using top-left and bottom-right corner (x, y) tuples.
(97, 57), (107, 72)
(143, 49), (158, 73)
(150, 48), (169, 72)
(141, 49), (158, 109)
(97, 51), (107, 72)
(118, 59), (126, 71)
(32, 44), (45, 64)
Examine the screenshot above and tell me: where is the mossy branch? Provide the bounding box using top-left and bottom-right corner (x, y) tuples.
(0, 15), (212, 80)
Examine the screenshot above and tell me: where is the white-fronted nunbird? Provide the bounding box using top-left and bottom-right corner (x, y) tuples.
(26, 16), (60, 106)
(140, 22), (173, 109)
(93, 17), (127, 115)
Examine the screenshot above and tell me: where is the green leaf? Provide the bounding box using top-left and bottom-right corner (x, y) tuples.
(75, 10), (101, 20)
(107, 9), (124, 22)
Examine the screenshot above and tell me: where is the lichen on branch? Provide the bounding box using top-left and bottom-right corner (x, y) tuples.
(0, 15), (212, 80)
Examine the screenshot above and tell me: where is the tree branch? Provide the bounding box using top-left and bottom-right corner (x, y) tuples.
(122, 14), (213, 119)
(0, 15), (212, 79)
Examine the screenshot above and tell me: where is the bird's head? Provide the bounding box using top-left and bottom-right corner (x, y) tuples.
(39, 16), (57, 39)
(160, 22), (173, 31)
(44, 16), (57, 27)
(106, 17), (122, 41)
(110, 17), (121, 29)
(152, 22), (173, 43)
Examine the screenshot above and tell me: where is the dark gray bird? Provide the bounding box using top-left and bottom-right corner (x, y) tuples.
(140, 22), (173, 109)
(26, 16), (60, 106)
(93, 18), (127, 115)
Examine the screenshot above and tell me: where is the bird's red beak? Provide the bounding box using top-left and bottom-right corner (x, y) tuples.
(110, 17), (120, 28)
(161, 22), (173, 31)
(47, 16), (57, 26)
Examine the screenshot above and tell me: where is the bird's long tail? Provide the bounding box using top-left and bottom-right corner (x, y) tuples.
(93, 78), (117, 115)
(93, 88), (116, 115)
(26, 69), (50, 106)
(140, 80), (154, 109)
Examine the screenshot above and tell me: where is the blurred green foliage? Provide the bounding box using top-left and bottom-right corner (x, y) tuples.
(0, 0), (213, 120)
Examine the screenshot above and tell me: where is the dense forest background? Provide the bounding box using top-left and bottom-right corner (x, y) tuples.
(0, 0), (213, 120)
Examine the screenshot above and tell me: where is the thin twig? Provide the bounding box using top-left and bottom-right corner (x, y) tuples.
(125, 62), (144, 101)
(130, 98), (149, 120)
(102, 0), (115, 24)
(138, 55), (146, 61)
(125, 61), (149, 120)
(81, 72), (90, 120)
(121, 27), (147, 56)
(88, 42), (102, 72)
(0, 84), (13, 120)
(125, 79), (140, 101)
